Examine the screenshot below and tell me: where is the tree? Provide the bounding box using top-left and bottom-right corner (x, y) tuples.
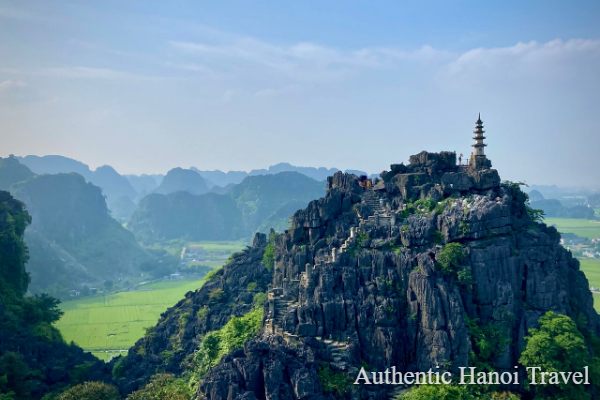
(57, 381), (120, 400)
(519, 311), (594, 399)
(436, 243), (465, 275)
(399, 385), (520, 400)
(126, 374), (191, 400)
(399, 385), (474, 400)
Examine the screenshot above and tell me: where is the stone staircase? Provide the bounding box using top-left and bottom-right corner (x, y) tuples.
(266, 289), (301, 343)
(339, 226), (358, 253)
(331, 188), (395, 262)
(362, 189), (393, 227)
(272, 296), (295, 328)
(315, 337), (351, 371)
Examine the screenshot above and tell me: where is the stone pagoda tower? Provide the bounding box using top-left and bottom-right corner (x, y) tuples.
(469, 113), (492, 170)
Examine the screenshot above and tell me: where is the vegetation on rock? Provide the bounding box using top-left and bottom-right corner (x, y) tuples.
(126, 374), (192, 400)
(55, 381), (120, 400)
(0, 191), (109, 400)
(436, 242), (466, 275)
(519, 311), (600, 400)
(190, 306), (264, 381)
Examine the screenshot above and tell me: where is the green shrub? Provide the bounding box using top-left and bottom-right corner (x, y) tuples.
(434, 199), (450, 214)
(457, 268), (473, 285)
(261, 243), (275, 269)
(111, 357), (125, 379)
(391, 245), (403, 255)
(399, 384), (474, 400)
(399, 386), (520, 400)
(208, 287), (224, 301)
(399, 204), (415, 219)
(57, 381), (120, 400)
(526, 206), (545, 223)
(246, 282), (258, 291)
(356, 232), (369, 247)
(413, 198), (437, 213)
(252, 292), (267, 307)
(466, 318), (509, 367)
(191, 307), (264, 381)
(519, 311), (599, 400)
(127, 373), (192, 400)
(317, 365), (351, 396)
(436, 243), (466, 275)
(196, 306), (208, 321)
(203, 268), (221, 282)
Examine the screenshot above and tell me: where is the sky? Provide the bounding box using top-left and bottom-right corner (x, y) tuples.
(1, 1), (599, 187)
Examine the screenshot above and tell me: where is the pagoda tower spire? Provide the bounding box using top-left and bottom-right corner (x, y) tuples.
(469, 113), (492, 170)
(472, 113), (486, 157)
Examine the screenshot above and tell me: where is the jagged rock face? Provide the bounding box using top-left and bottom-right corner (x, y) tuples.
(113, 234), (271, 393)
(198, 337), (326, 400)
(196, 152), (599, 400)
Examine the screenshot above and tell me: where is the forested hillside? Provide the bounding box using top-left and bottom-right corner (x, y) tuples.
(0, 191), (110, 399)
(129, 172), (325, 243)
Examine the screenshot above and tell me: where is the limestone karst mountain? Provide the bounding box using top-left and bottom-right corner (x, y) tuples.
(0, 155), (35, 190)
(0, 191), (111, 399)
(18, 155), (140, 221)
(12, 173), (168, 297)
(113, 146), (600, 399)
(129, 172), (325, 242)
(153, 167), (210, 196)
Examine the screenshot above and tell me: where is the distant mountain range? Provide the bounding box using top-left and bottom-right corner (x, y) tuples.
(0, 155), (330, 296)
(0, 157), (174, 297)
(129, 171), (325, 243)
(17, 155), (367, 219)
(3, 153), (598, 300)
(528, 189), (596, 219)
(154, 167), (209, 196)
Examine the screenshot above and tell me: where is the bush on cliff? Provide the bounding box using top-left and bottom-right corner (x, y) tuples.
(126, 374), (191, 400)
(56, 381), (120, 400)
(190, 306), (264, 381)
(436, 243), (466, 275)
(261, 232), (276, 269)
(519, 311), (600, 400)
(399, 385), (520, 400)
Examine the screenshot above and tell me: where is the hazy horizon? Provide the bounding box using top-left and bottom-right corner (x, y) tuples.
(1, 1), (599, 187)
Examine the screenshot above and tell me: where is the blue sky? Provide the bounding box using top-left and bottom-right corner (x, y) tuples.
(1, 1), (599, 187)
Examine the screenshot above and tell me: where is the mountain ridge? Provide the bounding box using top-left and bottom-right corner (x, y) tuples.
(114, 150), (600, 399)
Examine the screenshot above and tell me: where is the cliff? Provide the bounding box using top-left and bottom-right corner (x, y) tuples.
(113, 233), (272, 393)
(118, 151), (600, 400)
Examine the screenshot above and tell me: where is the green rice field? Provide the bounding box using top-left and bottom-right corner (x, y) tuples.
(544, 217), (600, 239)
(579, 258), (600, 312)
(55, 240), (246, 361)
(542, 217), (600, 311)
(56, 279), (203, 360)
(55, 278), (207, 361)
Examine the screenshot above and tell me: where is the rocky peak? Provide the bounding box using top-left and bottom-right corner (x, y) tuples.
(119, 151), (599, 400)
(197, 151), (598, 399)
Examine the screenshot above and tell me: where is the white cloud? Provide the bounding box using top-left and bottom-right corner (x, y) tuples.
(169, 33), (600, 90)
(42, 66), (142, 80)
(169, 36), (450, 84)
(445, 38), (600, 80)
(0, 79), (26, 91)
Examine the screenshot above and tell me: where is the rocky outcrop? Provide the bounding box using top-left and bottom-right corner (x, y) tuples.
(113, 233), (271, 393)
(198, 336), (326, 400)
(126, 151), (599, 400)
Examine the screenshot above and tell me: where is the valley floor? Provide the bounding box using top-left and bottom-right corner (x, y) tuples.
(55, 278), (207, 361)
(54, 224), (600, 363)
(544, 218), (600, 312)
(54, 240), (247, 361)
